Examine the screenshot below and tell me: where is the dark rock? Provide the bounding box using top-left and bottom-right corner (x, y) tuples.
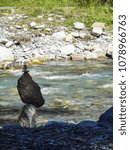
(18, 104), (37, 128)
(77, 120), (97, 128)
(97, 107), (113, 129)
(17, 72), (45, 107)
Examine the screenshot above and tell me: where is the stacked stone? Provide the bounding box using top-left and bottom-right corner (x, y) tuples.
(17, 62), (45, 127)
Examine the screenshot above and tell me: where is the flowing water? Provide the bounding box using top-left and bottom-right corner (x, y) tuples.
(0, 60), (113, 125)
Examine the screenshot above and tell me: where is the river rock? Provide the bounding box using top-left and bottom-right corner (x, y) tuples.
(106, 43), (113, 58)
(59, 44), (75, 55)
(92, 27), (103, 37)
(74, 22), (85, 30)
(18, 104), (37, 128)
(17, 72), (45, 107)
(5, 41), (14, 48)
(98, 107), (113, 129)
(70, 54), (85, 60)
(84, 51), (97, 59)
(52, 31), (66, 40)
(0, 38), (8, 44)
(92, 22), (105, 29)
(71, 32), (79, 38)
(65, 34), (73, 42)
(0, 46), (14, 61)
(29, 22), (37, 28)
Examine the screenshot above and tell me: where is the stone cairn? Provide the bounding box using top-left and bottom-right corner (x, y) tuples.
(17, 62), (45, 127)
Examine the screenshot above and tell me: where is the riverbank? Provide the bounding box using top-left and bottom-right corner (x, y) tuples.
(0, 10), (112, 70)
(0, 107), (113, 150)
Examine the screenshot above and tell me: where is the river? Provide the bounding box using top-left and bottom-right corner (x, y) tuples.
(0, 60), (113, 126)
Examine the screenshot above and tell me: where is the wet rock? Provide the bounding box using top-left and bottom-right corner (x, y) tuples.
(98, 107), (113, 129)
(0, 46), (14, 61)
(17, 72), (45, 108)
(74, 22), (85, 30)
(18, 104), (36, 128)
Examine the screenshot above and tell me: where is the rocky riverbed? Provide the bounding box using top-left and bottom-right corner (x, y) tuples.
(0, 107), (113, 150)
(0, 12), (112, 69)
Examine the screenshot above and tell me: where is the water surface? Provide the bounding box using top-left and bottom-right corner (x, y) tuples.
(0, 60), (113, 125)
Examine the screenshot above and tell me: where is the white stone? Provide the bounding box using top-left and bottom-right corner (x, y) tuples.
(92, 27), (103, 37)
(84, 51), (97, 59)
(0, 38), (8, 44)
(52, 31), (66, 40)
(74, 22), (85, 30)
(5, 41), (14, 48)
(29, 22), (37, 28)
(71, 32), (79, 38)
(59, 44), (75, 55)
(15, 25), (22, 29)
(0, 46), (14, 61)
(35, 25), (45, 29)
(65, 34), (73, 42)
(48, 17), (53, 21)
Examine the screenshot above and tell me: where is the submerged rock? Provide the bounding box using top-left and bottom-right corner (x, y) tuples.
(17, 72), (45, 107)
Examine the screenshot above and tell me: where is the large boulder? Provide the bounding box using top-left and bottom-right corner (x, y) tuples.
(17, 72), (45, 107)
(0, 46), (14, 61)
(97, 107), (113, 129)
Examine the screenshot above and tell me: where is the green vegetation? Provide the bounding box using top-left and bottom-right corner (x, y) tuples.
(0, 0), (112, 28)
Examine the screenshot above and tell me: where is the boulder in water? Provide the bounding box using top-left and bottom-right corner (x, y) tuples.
(17, 72), (45, 107)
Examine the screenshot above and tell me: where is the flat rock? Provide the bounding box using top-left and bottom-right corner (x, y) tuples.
(59, 44), (75, 55)
(92, 22), (105, 29)
(74, 22), (85, 30)
(70, 54), (85, 60)
(0, 46), (14, 61)
(52, 31), (66, 40)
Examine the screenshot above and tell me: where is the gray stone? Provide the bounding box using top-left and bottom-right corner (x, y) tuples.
(84, 51), (97, 59)
(71, 32), (79, 38)
(0, 46), (14, 61)
(17, 72), (45, 108)
(18, 104), (37, 128)
(92, 22), (105, 29)
(0, 38), (8, 44)
(52, 31), (66, 40)
(70, 54), (85, 60)
(74, 22), (85, 30)
(5, 41), (14, 48)
(59, 44), (75, 55)
(35, 25), (45, 29)
(92, 27), (103, 37)
(29, 22), (37, 28)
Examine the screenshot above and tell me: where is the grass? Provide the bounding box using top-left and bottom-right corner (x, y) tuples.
(0, 0), (113, 29)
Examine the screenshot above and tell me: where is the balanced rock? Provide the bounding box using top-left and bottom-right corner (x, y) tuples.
(17, 72), (45, 107)
(18, 104), (36, 128)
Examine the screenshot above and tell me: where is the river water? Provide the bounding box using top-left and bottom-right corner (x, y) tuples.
(0, 60), (113, 125)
